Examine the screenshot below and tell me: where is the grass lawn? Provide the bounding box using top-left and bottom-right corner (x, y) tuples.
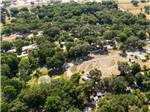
(51, 72), (67, 80)
(37, 67), (48, 76)
(27, 77), (38, 87)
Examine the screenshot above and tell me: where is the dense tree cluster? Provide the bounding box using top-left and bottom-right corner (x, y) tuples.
(1, 2), (150, 112)
(145, 6), (150, 14)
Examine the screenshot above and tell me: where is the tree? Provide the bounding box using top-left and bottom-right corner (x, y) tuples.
(44, 96), (61, 112)
(3, 85), (17, 100)
(2, 77), (24, 94)
(68, 43), (90, 59)
(38, 41), (55, 65)
(125, 36), (139, 50)
(138, 13), (146, 19)
(44, 27), (60, 37)
(103, 30), (116, 40)
(1, 64), (10, 76)
(118, 62), (131, 76)
(1, 53), (18, 77)
(131, 63), (141, 75)
(19, 57), (31, 81)
(108, 76), (129, 93)
(1, 101), (8, 112)
(1, 8), (9, 24)
(119, 32), (127, 43)
(8, 100), (28, 112)
(20, 7), (29, 12)
(137, 30), (146, 40)
(14, 39), (30, 54)
(67, 108), (81, 112)
(97, 94), (144, 112)
(10, 8), (19, 17)
(135, 73), (145, 85)
(97, 104), (111, 112)
(46, 51), (65, 71)
(131, 0), (139, 6)
(1, 41), (12, 52)
(87, 69), (102, 89)
(28, 49), (39, 68)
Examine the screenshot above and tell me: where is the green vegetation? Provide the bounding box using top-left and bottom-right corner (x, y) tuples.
(1, 1), (150, 112)
(145, 6), (150, 14)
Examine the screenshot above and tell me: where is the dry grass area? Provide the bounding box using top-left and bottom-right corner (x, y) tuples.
(118, 0), (150, 19)
(2, 34), (17, 42)
(71, 65), (77, 73)
(146, 14), (150, 19)
(27, 77), (38, 87)
(144, 59), (150, 68)
(74, 49), (150, 78)
(38, 67), (48, 76)
(118, 0), (131, 3)
(77, 54), (128, 78)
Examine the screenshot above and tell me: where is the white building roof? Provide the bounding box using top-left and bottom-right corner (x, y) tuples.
(22, 44), (37, 51)
(7, 48), (16, 53)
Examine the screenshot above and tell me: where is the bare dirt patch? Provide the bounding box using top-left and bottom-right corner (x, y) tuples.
(77, 54), (128, 78)
(118, 1), (150, 19)
(2, 34), (17, 42)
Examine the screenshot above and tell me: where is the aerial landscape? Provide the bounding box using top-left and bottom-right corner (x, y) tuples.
(1, 0), (150, 112)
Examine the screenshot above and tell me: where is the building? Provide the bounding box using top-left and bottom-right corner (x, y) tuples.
(7, 48), (16, 53)
(22, 44), (37, 52)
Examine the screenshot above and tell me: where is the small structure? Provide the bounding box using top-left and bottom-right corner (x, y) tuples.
(136, 52), (146, 61)
(27, 33), (34, 39)
(97, 91), (105, 97)
(81, 75), (89, 81)
(7, 48), (16, 53)
(104, 45), (113, 50)
(131, 51), (147, 61)
(83, 107), (91, 112)
(36, 31), (43, 37)
(22, 44), (37, 52)
(17, 53), (28, 58)
(38, 75), (51, 84)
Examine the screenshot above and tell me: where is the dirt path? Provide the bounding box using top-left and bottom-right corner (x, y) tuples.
(66, 63), (74, 78)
